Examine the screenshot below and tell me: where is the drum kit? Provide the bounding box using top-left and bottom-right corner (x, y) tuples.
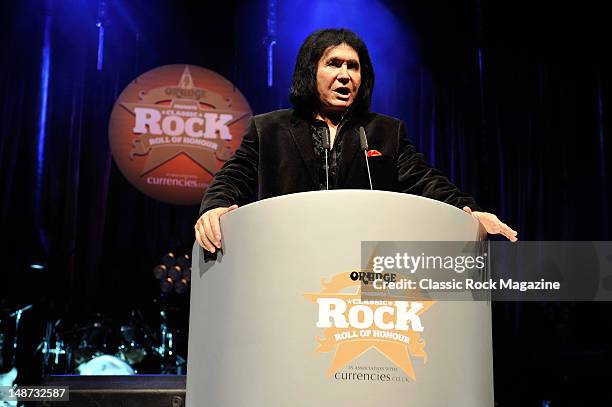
(1, 304), (32, 407)
(37, 308), (186, 376)
(1, 252), (190, 379)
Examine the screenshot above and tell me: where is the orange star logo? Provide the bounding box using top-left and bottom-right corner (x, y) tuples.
(304, 271), (435, 380)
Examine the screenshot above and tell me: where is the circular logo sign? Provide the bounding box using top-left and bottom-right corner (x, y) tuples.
(109, 64), (252, 205)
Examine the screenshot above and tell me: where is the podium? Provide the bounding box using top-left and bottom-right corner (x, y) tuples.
(188, 190), (493, 406)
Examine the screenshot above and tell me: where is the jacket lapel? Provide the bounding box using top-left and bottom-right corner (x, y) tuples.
(288, 114), (319, 187)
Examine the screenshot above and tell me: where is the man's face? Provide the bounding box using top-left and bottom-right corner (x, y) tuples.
(316, 43), (361, 113)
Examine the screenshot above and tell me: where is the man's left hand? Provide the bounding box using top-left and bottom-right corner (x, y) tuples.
(463, 206), (518, 242)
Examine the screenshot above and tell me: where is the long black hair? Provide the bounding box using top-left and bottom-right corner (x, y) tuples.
(289, 28), (375, 116)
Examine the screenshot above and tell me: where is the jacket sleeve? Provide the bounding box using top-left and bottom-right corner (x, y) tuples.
(199, 117), (259, 215)
(396, 121), (482, 211)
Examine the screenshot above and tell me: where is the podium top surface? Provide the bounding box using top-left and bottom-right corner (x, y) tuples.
(217, 190), (483, 243)
(232, 189), (469, 214)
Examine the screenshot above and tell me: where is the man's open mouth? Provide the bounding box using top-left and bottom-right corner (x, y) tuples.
(333, 87), (350, 96)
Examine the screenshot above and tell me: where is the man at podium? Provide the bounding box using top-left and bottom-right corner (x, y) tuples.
(195, 28), (517, 253)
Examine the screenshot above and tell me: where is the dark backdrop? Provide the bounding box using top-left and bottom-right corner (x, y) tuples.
(1, 0), (611, 403)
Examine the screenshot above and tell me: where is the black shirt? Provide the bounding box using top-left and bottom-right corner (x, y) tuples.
(311, 119), (346, 190)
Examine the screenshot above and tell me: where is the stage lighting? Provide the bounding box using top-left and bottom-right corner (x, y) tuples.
(162, 252), (176, 267)
(181, 267), (191, 281)
(153, 264), (167, 280)
(176, 254), (190, 269)
(156, 251), (191, 296)
(174, 278), (189, 294)
(160, 278), (174, 293)
(168, 266), (181, 282)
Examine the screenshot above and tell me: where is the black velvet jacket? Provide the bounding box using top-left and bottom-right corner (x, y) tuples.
(200, 109), (480, 214)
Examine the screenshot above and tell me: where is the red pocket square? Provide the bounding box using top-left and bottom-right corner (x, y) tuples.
(367, 149), (382, 157)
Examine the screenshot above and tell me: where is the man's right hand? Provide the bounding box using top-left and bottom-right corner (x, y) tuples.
(194, 205), (239, 253)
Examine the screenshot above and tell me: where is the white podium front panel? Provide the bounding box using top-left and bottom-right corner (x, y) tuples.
(188, 190), (493, 407)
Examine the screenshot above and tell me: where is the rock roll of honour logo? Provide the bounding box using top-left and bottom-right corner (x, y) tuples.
(305, 271), (435, 380)
(108, 65), (252, 205)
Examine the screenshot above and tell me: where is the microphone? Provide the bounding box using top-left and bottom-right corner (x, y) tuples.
(321, 127), (331, 190)
(359, 127), (373, 190)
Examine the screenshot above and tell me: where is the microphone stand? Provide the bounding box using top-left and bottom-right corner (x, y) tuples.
(322, 128), (331, 190)
(359, 127), (373, 190)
